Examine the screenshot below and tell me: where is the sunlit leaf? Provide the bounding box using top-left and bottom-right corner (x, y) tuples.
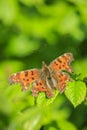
(58, 120), (77, 130)
(36, 90), (59, 106)
(65, 81), (86, 107)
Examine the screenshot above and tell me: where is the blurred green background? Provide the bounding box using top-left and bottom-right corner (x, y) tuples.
(0, 0), (87, 130)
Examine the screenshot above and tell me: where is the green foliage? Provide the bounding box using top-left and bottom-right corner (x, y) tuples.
(35, 90), (59, 106)
(57, 120), (77, 130)
(7, 107), (43, 130)
(0, 0), (87, 130)
(65, 81), (86, 107)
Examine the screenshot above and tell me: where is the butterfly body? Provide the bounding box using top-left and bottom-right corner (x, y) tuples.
(32, 62), (58, 97)
(41, 61), (58, 89)
(9, 53), (74, 98)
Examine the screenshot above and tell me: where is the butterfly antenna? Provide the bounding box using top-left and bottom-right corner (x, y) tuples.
(42, 61), (47, 69)
(42, 61), (45, 66)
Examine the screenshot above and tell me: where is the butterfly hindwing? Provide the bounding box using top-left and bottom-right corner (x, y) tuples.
(32, 79), (54, 98)
(55, 72), (71, 92)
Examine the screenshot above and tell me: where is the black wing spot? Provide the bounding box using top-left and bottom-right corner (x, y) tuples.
(39, 82), (42, 85)
(32, 77), (35, 80)
(31, 71), (34, 75)
(59, 66), (61, 69)
(59, 79), (63, 82)
(62, 64), (65, 67)
(54, 61), (58, 65)
(58, 75), (61, 78)
(25, 71), (28, 76)
(57, 58), (62, 63)
(36, 83), (38, 86)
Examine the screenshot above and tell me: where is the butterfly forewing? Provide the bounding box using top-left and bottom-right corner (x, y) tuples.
(9, 69), (40, 91)
(49, 53), (74, 93)
(49, 53), (74, 73)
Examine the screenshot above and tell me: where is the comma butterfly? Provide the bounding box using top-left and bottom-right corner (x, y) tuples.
(9, 53), (74, 98)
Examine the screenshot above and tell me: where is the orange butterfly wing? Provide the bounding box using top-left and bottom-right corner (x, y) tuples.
(49, 53), (74, 92)
(9, 53), (74, 97)
(9, 69), (40, 91)
(49, 53), (74, 72)
(32, 79), (54, 98)
(9, 69), (54, 97)
(55, 72), (72, 92)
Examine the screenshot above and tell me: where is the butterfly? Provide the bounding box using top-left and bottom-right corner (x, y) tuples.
(9, 52), (74, 98)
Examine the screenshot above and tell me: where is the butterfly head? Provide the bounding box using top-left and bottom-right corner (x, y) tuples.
(42, 61), (52, 78)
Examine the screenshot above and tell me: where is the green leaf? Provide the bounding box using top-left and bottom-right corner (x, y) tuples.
(62, 70), (81, 81)
(58, 120), (77, 130)
(65, 81), (86, 107)
(36, 90), (59, 106)
(7, 107), (43, 130)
